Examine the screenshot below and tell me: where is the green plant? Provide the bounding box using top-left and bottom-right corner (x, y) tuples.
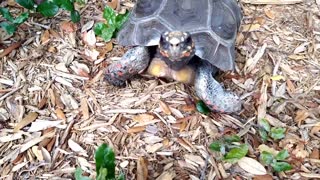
(75, 143), (124, 180)
(196, 100), (211, 115)
(0, 0), (80, 35)
(210, 135), (249, 163)
(258, 119), (286, 142)
(94, 6), (129, 42)
(260, 149), (292, 172)
(0, 7), (29, 35)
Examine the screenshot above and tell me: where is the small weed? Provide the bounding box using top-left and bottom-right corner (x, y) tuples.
(94, 6), (129, 42)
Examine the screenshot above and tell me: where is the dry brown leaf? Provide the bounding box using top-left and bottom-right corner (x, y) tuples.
(107, 0), (119, 9)
(159, 100), (171, 115)
(13, 112), (38, 132)
(0, 41), (23, 58)
(242, 24), (261, 32)
(309, 148), (319, 159)
(133, 114), (154, 123)
(55, 108), (66, 121)
(8, 0), (16, 6)
(244, 44), (267, 74)
(41, 30), (50, 44)
(201, 120), (219, 138)
(310, 124), (320, 139)
(54, 91), (65, 109)
(253, 175), (273, 180)
(286, 79), (296, 94)
(156, 170), (175, 180)
(60, 21), (77, 33)
(288, 54), (306, 60)
(294, 110), (309, 126)
(104, 41), (113, 53)
(90, 69), (104, 83)
(20, 131), (55, 153)
(137, 157), (148, 180)
(37, 97), (47, 110)
(257, 76), (268, 120)
(237, 157), (267, 175)
(177, 138), (193, 152)
(32, 146), (44, 161)
(255, 17), (266, 25)
(146, 143), (163, 153)
(264, 9), (275, 19)
(300, 173), (320, 179)
(127, 126), (146, 133)
(80, 98), (89, 120)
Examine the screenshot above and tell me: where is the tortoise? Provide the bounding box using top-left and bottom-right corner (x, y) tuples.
(105, 0), (242, 113)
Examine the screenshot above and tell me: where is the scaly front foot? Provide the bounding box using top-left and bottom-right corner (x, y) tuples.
(194, 62), (241, 113)
(105, 46), (150, 87)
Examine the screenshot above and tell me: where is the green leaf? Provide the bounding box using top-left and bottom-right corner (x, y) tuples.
(16, 0), (35, 10)
(13, 12), (29, 24)
(117, 173), (125, 180)
(224, 135), (241, 143)
(74, 168), (91, 180)
(196, 100), (210, 115)
(258, 129), (268, 142)
(210, 141), (223, 152)
(260, 151), (274, 165)
(100, 25), (116, 42)
(271, 162), (292, 172)
(103, 6), (116, 26)
(54, 0), (74, 11)
(94, 23), (107, 36)
(96, 167), (108, 180)
(270, 127), (286, 140)
(37, 1), (59, 17)
(259, 118), (271, 132)
(95, 143), (116, 179)
(115, 11), (129, 30)
(275, 150), (289, 161)
(0, 7), (14, 22)
(94, 23), (115, 42)
(224, 144), (248, 163)
(0, 22), (17, 35)
(70, 10), (80, 23)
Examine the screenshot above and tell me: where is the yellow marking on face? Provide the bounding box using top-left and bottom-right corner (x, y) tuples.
(147, 59), (168, 77)
(172, 67), (195, 84)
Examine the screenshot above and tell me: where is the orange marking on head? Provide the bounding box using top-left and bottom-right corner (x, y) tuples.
(160, 50), (169, 57)
(117, 71), (123, 76)
(116, 63), (122, 68)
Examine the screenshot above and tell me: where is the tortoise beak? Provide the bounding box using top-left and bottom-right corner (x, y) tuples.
(169, 46), (182, 61)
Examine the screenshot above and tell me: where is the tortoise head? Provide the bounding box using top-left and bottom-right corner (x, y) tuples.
(159, 31), (195, 63)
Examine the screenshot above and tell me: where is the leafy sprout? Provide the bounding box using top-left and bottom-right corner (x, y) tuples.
(94, 6), (129, 42)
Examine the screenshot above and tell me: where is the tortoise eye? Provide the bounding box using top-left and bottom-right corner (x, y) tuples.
(185, 36), (192, 44)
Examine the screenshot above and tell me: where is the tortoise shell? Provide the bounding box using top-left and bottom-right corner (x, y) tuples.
(117, 0), (242, 71)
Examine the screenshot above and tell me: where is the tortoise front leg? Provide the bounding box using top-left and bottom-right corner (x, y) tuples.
(105, 46), (150, 87)
(194, 62), (241, 113)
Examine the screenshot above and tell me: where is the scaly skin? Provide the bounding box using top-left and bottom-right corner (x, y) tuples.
(194, 61), (241, 113)
(104, 46), (150, 87)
